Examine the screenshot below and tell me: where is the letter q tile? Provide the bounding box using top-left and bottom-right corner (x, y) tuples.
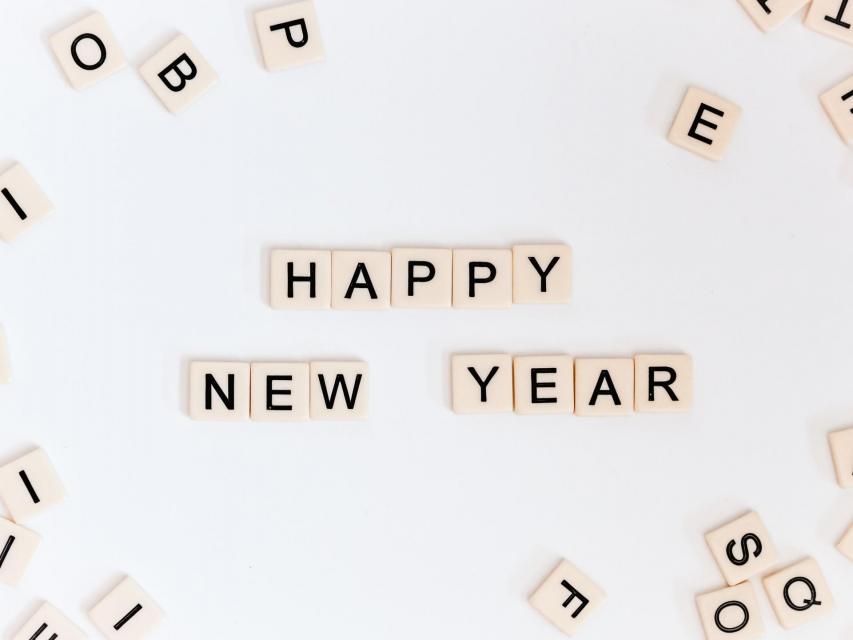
(762, 558), (834, 630)
(139, 34), (218, 114)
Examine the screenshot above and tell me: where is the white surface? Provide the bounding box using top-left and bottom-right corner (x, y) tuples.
(0, 1), (852, 638)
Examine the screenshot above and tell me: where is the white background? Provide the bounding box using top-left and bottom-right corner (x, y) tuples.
(0, 0), (852, 638)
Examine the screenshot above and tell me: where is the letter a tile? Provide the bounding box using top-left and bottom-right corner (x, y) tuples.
(529, 559), (606, 636)
(139, 34), (218, 114)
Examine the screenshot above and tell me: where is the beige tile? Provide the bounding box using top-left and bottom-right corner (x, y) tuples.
(806, 0), (853, 43)
(828, 426), (853, 488)
(529, 559), (606, 636)
(512, 244), (572, 304)
(668, 87), (741, 161)
(250, 362), (310, 422)
(696, 583), (764, 640)
(331, 251), (391, 310)
(705, 511), (778, 586)
(89, 576), (164, 639)
(49, 12), (126, 90)
(820, 75), (853, 144)
(309, 362), (368, 420)
(837, 523), (853, 561)
(763, 558), (834, 630)
(0, 518), (40, 586)
(255, 1), (325, 71)
(0, 325), (9, 383)
(139, 34), (218, 114)
(736, 0), (809, 31)
(634, 354), (693, 413)
(188, 361), (250, 421)
(451, 354), (513, 414)
(452, 249), (513, 308)
(573, 358), (633, 416)
(513, 355), (574, 415)
(0, 449), (65, 523)
(12, 603), (85, 640)
(391, 248), (453, 308)
(270, 249), (332, 309)
(0, 164), (53, 243)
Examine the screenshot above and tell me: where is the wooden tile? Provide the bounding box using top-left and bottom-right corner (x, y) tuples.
(805, 0), (853, 44)
(309, 362), (368, 420)
(634, 354), (693, 413)
(331, 251), (391, 310)
(828, 426), (853, 488)
(49, 12), (126, 90)
(513, 355), (573, 415)
(821, 75), (853, 144)
(12, 603), (85, 640)
(0, 518), (40, 586)
(188, 361), (250, 421)
(668, 87), (741, 161)
(512, 244), (572, 304)
(452, 249), (513, 308)
(696, 583), (764, 640)
(838, 523), (853, 561)
(250, 362), (310, 422)
(705, 511), (778, 586)
(451, 354), (513, 414)
(269, 249), (332, 309)
(573, 358), (634, 416)
(255, 1), (325, 71)
(529, 559), (606, 636)
(89, 576), (164, 639)
(0, 449), (65, 523)
(762, 558), (834, 630)
(735, 0), (809, 31)
(391, 248), (453, 308)
(0, 325), (10, 384)
(0, 164), (53, 243)
(139, 34), (218, 114)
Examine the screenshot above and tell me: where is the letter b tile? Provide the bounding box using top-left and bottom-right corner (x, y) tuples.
(762, 558), (834, 630)
(529, 559), (605, 636)
(0, 449), (65, 523)
(255, 1), (325, 71)
(89, 576), (164, 639)
(705, 511), (778, 586)
(139, 34), (218, 114)
(668, 87), (741, 161)
(696, 583), (764, 640)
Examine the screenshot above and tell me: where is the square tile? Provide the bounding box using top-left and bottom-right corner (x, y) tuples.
(573, 358), (634, 417)
(89, 576), (164, 639)
(513, 355), (574, 415)
(331, 251), (391, 310)
(762, 558), (834, 630)
(451, 354), (513, 414)
(0, 164), (54, 243)
(188, 361), (250, 421)
(668, 87), (742, 161)
(696, 583), (764, 639)
(634, 354), (693, 413)
(0, 518), (40, 586)
(805, 0), (853, 44)
(0, 325), (10, 383)
(452, 249), (513, 308)
(269, 249), (332, 309)
(250, 362), (310, 422)
(529, 559), (606, 636)
(705, 511), (778, 586)
(837, 523), (853, 561)
(821, 75), (853, 144)
(391, 248), (453, 308)
(309, 362), (368, 420)
(736, 0), (809, 31)
(828, 426), (853, 488)
(255, 1), (325, 71)
(0, 449), (65, 523)
(49, 11), (126, 90)
(12, 603), (85, 640)
(512, 244), (572, 304)
(139, 34), (218, 114)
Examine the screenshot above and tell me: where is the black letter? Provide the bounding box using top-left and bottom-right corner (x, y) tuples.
(648, 366), (678, 402)
(270, 18), (309, 48)
(756, 0), (771, 14)
(531, 368), (557, 404)
(266, 375), (293, 411)
(688, 103), (726, 146)
(407, 261), (435, 296)
(158, 54), (198, 92)
(468, 262), (496, 297)
(467, 366), (498, 402)
(825, 0), (851, 28)
(205, 373), (234, 410)
(19, 471), (40, 504)
(783, 577), (821, 611)
(2, 188), (27, 221)
(287, 261), (316, 298)
(589, 370), (621, 406)
(0, 535), (15, 569)
(114, 604), (143, 631)
(318, 373), (362, 409)
(344, 263), (378, 299)
(714, 600), (749, 633)
(559, 580), (590, 619)
(725, 533), (762, 566)
(70, 33), (107, 70)
(843, 88), (853, 114)
(527, 256), (560, 293)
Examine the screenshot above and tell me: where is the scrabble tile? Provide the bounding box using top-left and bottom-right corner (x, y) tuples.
(735, 0), (809, 31)
(821, 75), (853, 144)
(529, 559), (606, 636)
(49, 12), (126, 90)
(188, 361), (250, 421)
(573, 358), (634, 417)
(309, 362), (368, 420)
(255, 1), (325, 71)
(331, 251), (391, 310)
(0, 164), (54, 243)
(0, 325), (10, 383)
(668, 87), (742, 161)
(89, 576), (164, 639)
(452, 249), (513, 308)
(513, 355), (574, 415)
(512, 244), (572, 304)
(250, 362), (310, 422)
(139, 34), (218, 114)
(634, 354), (693, 413)
(805, 0), (853, 44)
(762, 558), (834, 630)
(705, 511), (778, 586)
(12, 603), (85, 640)
(269, 249), (332, 309)
(0, 449), (65, 523)
(391, 248), (453, 308)
(0, 518), (40, 586)
(838, 523), (853, 561)
(828, 426), (853, 488)
(451, 354), (513, 414)
(696, 583), (764, 640)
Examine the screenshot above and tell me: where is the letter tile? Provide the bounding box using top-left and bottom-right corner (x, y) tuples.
(255, 0), (325, 71)
(139, 34), (218, 114)
(512, 244), (572, 305)
(0, 449), (65, 523)
(188, 361), (250, 421)
(821, 75), (853, 144)
(573, 358), (634, 416)
(12, 603), (85, 640)
(0, 325), (10, 383)
(331, 251), (391, 310)
(634, 354), (693, 413)
(309, 362), (368, 420)
(49, 12), (126, 90)
(696, 583), (764, 640)
(529, 559), (606, 636)
(705, 511), (778, 586)
(269, 249), (332, 309)
(89, 576), (164, 639)
(0, 164), (54, 243)
(0, 518), (40, 586)
(668, 87), (742, 161)
(762, 558), (834, 630)
(452, 249), (512, 308)
(828, 426), (853, 488)
(735, 0), (809, 31)
(391, 248), (453, 308)
(838, 523), (853, 561)
(451, 354), (513, 414)
(805, 0), (853, 44)
(513, 355), (574, 415)
(250, 362), (310, 422)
